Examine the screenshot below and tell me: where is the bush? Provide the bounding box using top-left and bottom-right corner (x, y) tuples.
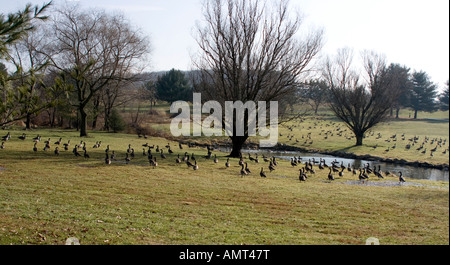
(109, 108), (125, 133)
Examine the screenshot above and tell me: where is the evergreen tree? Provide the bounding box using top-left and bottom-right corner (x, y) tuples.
(155, 68), (192, 103)
(438, 81), (449, 111)
(409, 71), (438, 119)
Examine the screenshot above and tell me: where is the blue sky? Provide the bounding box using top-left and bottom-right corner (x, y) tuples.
(1, 0), (449, 89)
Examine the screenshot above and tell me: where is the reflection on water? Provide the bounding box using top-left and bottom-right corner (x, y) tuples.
(222, 149), (449, 181)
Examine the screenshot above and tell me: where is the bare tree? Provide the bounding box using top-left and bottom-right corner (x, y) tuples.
(193, 0), (323, 157)
(322, 48), (401, 146)
(43, 4), (150, 136)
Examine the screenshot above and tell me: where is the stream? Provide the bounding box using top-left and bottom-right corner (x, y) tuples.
(221, 148), (449, 181)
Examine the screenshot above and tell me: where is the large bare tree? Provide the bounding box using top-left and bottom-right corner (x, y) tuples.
(192, 0), (323, 157)
(43, 5), (150, 136)
(322, 48), (401, 146)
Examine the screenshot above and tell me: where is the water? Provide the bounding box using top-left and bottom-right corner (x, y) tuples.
(222, 148), (449, 181)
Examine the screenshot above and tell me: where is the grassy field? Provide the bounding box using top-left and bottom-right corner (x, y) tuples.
(0, 128), (448, 245)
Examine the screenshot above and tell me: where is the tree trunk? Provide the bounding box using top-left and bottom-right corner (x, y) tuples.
(355, 132), (364, 146)
(228, 136), (248, 157)
(25, 113), (31, 130)
(395, 107), (400, 119)
(79, 107), (88, 137)
(414, 109), (418, 119)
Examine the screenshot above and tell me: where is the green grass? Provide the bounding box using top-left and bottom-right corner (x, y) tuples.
(0, 128), (448, 245)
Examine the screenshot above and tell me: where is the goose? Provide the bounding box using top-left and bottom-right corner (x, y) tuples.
(260, 167), (267, 178)
(105, 153), (111, 165)
(0, 142), (5, 149)
(338, 167), (344, 177)
(245, 162), (251, 174)
(92, 141), (99, 148)
(225, 158), (230, 168)
(43, 142), (51, 151)
(176, 154), (181, 164)
(33, 142), (38, 152)
(398, 171), (406, 183)
(84, 149), (90, 159)
(54, 138), (62, 145)
(63, 140), (71, 151)
(73, 146), (81, 157)
(110, 151), (116, 160)
(155, 145), (160, 152)
(214, 154), (219, 163)
(273, 157), (278, 166)
(54, 147), (60, 156)
(186, 158), (195, 168)
(149, 157), (158, 168)
(362, 169), (369, 180)
(105, 145), (110, 153)
(160, 149), (166, 159)
(1, 132), (10, 141)
(190, 153), (195, 161)
(299, 168), (307, 181)
(127, 144), (132, 153)
(142, 143), (149, 147)
(240, 164), (248, 177)
(327, 168), (334, 181)
(268, 161), (275, 172)
(168, 146), (173, 154)
(358, 169), (365, 182)
(143, 148), (147, 156)
(375, 165), (384, 179)
(125, 153), (130, 164)
(193, 160), (199, 170)
(179, 142), (183, 149)
(33, 135), (41, 142)
(130, 148), (135, 158)
(18, 133), (26, 140)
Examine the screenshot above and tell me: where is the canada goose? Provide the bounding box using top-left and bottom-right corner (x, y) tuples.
(33, 135), (41, 142)
(63, 140), (70, 151)
(362, 169), (369, 180)
(291, 158), (297, 167)
(43, 142), (50, 151)
(125, 153), (130, 164)
(179, 142), (183, 149)
(193, 160), (199, 170)
(165, 143), (170, 149)
(111, 151), (116, 160)
(214, 154), (218, 163)
(398, 171), (406, 183)
(327, 168), (334, 181)
(245, 162), (251, 174)
(240, 164), (248, 177)
(143, 148), (147, 156)
(18, 133), (26, 140)
(190, 153), (195, 161)
(105, 153), (111, 165)
(160, 149), (166, 159)
(73, 146), (81, 157)
(358, 170), (365, 182)
(0, 142), (5, 149)
(268, 161), (275, 172)
(298, 169), (306, 182)
(33, 142), (38, 152)
(260, 167), (267, 178)
(155, 145), (160, 152)
(127, 144), (132, 153)
(375, 165), (384, 179)
(338, 167), (344, 177)
(176, 154), (181, 164)
(149, 157), (158, 168)
(142, 143), (148, 147)
(186, 158), (195, 168)
(1, 132), (10, 141)
(225, 158), (230, 168)
(55, 138), (62, 145)
(92, 141), (99, 148)
(168, 146), (173, 154)
(273, 157), (278, 166)
(130, 148), (135, 158)
(182, 152), (188, 162)
(54, 147), (60, 156)
(84, 149), (90, 159)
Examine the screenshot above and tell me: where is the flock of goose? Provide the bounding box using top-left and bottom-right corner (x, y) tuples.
(1, 131), (407, 184)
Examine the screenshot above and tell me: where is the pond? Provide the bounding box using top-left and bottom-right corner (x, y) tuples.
(224, 149), (449, 182)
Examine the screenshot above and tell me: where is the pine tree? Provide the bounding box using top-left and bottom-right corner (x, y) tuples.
(409, 71), (438, 119)
(438, 81), (449, 111)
